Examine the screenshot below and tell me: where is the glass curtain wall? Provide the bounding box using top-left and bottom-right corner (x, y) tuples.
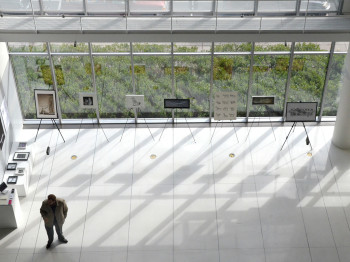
(9, 41), (347, 122)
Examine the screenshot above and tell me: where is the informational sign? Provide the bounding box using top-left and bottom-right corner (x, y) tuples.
(125, 95), (145, 109)
(164, 99), (190, 109)
(252, 96), (275, 105)
(286, 102), (317, 122)
(214, 91), (238, 120)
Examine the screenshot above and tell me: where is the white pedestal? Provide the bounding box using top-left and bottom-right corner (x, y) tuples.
(0, 189), (21, 228)
(3, 142), (35, 197)
(3, 169), (28, 197)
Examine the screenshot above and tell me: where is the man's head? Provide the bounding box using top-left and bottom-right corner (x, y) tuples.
(47, 194), (56, 206)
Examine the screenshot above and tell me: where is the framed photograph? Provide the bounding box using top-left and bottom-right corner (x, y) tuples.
(252, 96), (275, 105)
(18, 142), (27, 150)
(286, 102), (318, 122)
(15, 167), (26, 176)
(6, 163), (17, 170)
(7, 176), (17, 184)
(125, 95), (145, 109)
(79, 92), (97, 109)
(164, 99), (190, 109)
(13, 152), (30, 161)
(34, 89), (58, 119)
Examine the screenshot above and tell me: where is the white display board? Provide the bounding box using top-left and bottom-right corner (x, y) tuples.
(214, 91), (238, 120)
(286, 102), (317, 122)
(125, 95), (145, 109)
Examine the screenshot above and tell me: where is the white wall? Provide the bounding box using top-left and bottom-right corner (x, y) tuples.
(0, 43), (23, 177)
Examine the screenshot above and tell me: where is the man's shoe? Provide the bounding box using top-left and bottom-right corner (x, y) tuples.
(46, 242), (51, 249)
(59, 238), (68, 243)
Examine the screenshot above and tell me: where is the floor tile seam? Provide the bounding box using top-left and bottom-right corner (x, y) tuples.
(78, 129), (99, 262)
(320, 135), (350, 234)
(15, 130), (59, 262)
(285, 127), (315, 262)
(209, 139), (222, 262)
(126, 128), (136, 262)
(309, 152), (342, 262)
(247, 134), (267, 262)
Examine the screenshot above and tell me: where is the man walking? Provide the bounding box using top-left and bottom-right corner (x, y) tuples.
(40, 194), (68, 249)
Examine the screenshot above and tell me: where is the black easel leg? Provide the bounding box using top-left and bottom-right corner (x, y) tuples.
(34, 119), (43, 142)
(120, 110), (131, 142)
(245, 116), (256, 142)
(209, 120), (220, 144)
(138, 108), (155, 142)
(76, 118), (83, 142)
(280, 122), (296, 151)
(302, 122), (313, 151)
(232, 121), (239, 143)
(159, 118), (169, 142)
(98, 121), (109, 142)
(51, 119), (65, 143)
(184, 116), (196, 143)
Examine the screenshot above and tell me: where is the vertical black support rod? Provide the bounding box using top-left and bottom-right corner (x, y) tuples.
(34, 119), (43, 142)
(51, 119), (65, 143)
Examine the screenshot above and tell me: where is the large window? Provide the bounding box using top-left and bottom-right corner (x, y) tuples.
(8, 41), (346, 122)
(11, 56), (51, 119)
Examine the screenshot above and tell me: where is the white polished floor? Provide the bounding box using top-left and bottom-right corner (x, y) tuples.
(1, 124), (350, 262)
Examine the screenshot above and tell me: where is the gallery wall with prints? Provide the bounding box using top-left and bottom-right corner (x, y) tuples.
(2, 142), (36, 197)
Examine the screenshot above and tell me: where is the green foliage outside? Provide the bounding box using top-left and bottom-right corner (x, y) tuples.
(10, 42), (345, 120)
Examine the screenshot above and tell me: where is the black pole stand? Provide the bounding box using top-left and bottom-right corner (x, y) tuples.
(280, 121), (312, 151)
(245, 106), (276, 142)
(35, 118), (65, 143)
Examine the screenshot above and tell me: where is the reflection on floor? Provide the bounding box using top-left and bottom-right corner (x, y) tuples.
(1, 125), (350, 262)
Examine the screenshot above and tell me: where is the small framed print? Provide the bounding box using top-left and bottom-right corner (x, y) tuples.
(7, 176), (17, 184)
(79, 92), (97, 109)
(13, 152), (30, 161)
(15, 167), (25, 176)
(6, 163), (17, 170)
(18, 142), (27, 150)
